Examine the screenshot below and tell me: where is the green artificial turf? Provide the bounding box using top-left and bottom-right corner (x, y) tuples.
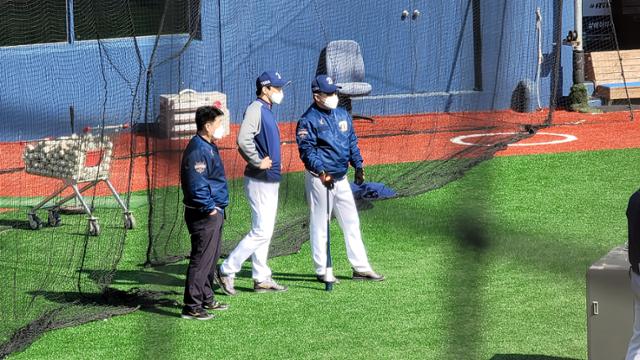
(4, 148), (640, 359)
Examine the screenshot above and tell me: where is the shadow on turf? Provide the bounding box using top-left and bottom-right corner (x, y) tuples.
(490, 355), (580, 360)
(121, 263), (335, 288)
(80, 265), (338, 297)
(27, 288), (181, 318)
(378, 192), (614, 280)
(84, 268), (185, 288)
(82, 266), (253, 294)
(0, 218), (32, 230)
(0, 218), (129, 237)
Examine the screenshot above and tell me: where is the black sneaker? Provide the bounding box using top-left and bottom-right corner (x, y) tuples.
(352, 269), (385, 281)
(203, 300), (229, 311)
(181, 308), (214, 320)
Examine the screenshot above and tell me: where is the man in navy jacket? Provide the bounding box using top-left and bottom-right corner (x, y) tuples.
(180, 106), (229, 320)
(218, 71), (289, 295)
(296, 75), (384, 285)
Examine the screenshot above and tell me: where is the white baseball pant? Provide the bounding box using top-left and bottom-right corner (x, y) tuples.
(220, 177), (279, 282)
(304, 170), (372, 276)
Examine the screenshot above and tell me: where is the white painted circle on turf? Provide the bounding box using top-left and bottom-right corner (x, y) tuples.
(450, 132), (577, 147)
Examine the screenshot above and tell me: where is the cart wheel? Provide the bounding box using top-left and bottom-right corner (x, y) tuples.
(124, 213), (136, 230)
(28, 213), (43, 230)
(88, 219), (100, 236)
(47, 209), (61, 227)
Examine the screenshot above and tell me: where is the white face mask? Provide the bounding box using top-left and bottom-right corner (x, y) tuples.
(323, 94), (339, 110)
(212, 125), (225, 140)
(269, 90), (284, 105)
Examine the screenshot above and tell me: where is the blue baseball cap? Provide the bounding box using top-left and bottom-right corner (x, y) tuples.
(257, 70), (290, 88)
(311, 75), (342, 94)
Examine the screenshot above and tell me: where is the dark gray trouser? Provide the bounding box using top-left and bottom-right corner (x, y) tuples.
(183, 208), (224, 311)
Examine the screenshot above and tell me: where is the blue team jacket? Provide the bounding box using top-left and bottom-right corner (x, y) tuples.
(239, 99), (282, 182)
(180, 134), (229, 214)
(296, 104), (363, 179)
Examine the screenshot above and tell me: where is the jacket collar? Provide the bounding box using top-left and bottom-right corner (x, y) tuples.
(195, 133), (216, 149)
(311, 102), (332, 115)
(257, 97), (272, 109)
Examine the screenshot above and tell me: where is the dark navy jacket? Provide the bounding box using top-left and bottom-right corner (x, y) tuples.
(296, 104), (363, 179)
(628, 189), (640, 273)
(237, 98), (281, 182)
(181, 134), (229, 214)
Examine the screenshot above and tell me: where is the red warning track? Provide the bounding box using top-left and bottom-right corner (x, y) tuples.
(0, 109), (638, 197)
(497, 111), (640, 156)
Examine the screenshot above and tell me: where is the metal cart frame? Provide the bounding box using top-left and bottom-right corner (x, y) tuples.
(25, 131), (135, 236)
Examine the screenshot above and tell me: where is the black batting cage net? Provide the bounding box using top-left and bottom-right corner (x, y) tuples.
(0, 0), (633, 357)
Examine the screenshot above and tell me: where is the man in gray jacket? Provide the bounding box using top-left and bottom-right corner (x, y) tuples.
(218, 71), (289, 294)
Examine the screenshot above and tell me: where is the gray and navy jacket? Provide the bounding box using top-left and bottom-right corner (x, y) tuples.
(296, 103), (363, 179)
(180, 134), (229, 214)
(237, 98), (281, 182)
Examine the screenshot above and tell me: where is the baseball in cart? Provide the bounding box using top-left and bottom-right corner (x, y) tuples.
(22, 124), (135, 236)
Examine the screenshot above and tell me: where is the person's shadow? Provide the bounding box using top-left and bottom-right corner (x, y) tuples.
(131, 263), (335, 292)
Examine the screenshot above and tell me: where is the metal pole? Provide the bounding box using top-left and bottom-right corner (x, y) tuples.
(574, 0), (585, 83)
(66, 0), (75, 44)
(325, 187), (334, 291)
(575, 0), (583, 52)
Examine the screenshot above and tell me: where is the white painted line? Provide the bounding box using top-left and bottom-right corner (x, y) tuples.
(450, 132), (578, 147)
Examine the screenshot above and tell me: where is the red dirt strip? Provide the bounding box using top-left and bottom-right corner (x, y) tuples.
(498, 111), (640, 156)
(0, 110), (638, 197)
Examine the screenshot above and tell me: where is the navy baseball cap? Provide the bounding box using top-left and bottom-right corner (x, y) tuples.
(257, 71), (290, 88)
(311, 75), (342, 94)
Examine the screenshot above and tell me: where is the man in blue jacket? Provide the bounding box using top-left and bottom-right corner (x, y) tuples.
(180, 106), (230, 320)
(296, 75), (384, 285)
(218, 71), (289, 295)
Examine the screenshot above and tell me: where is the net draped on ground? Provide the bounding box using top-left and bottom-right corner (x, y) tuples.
(0, 0), (633, 357)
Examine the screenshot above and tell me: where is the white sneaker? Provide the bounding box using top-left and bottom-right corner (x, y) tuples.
(253, 278), (288, 293)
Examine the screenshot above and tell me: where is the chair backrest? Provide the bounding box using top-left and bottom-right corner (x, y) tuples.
(325, 40), (366, 83)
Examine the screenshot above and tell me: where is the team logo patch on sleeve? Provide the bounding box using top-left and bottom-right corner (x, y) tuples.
(338, 120), (348, 132)
(194, 161), (207, 174)
(297, 129), (309, 138)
